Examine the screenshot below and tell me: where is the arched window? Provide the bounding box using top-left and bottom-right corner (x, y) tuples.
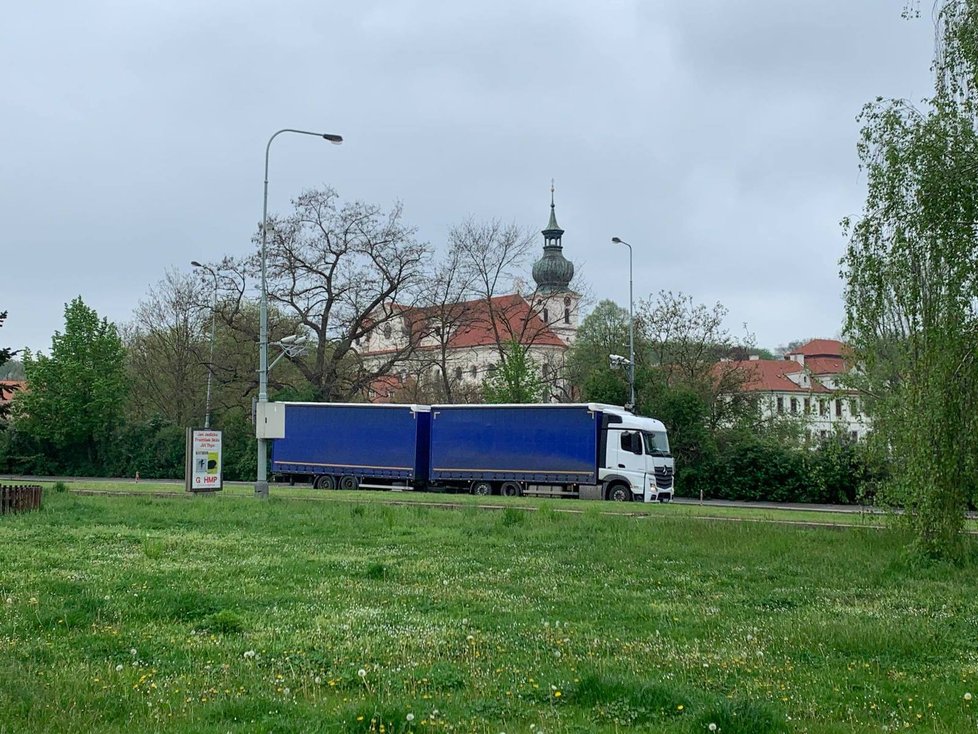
(470, 365), (477, 378)
(383, 324), (392, 339)
(455, 366), (462, 381)
(543, 308), (550, 323)
(564, 308), (570, 324)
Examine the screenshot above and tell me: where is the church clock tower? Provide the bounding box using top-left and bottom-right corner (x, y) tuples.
(531, 184), (579, 344)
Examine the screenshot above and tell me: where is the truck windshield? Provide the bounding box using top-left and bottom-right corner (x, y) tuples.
(642, 430), (670, 456)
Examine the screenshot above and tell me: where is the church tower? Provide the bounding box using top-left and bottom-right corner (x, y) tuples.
(531, 184), (579, 345)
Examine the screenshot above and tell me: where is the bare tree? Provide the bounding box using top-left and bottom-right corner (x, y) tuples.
(638, 291), (757, 429)
(451, 218), (548, 355)
(219, 188), (430, 402)
(124, 270), (208, 426)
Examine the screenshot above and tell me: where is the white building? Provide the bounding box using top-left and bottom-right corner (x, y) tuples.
(725, 339), (870, 440)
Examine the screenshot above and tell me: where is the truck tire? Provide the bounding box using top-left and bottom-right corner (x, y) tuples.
(500, 481), (521, 497)
(606, 483), (632, 502)
(339, 475), (359, 491)
(314, 475), (336, 490)
(471, 481), (492, 496)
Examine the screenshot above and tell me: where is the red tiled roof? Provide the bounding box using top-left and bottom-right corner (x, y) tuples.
(362, 294), (565, 355)
(803, 356), (846, 375)
(788, 339), (846, 358)
(0, 380), (24, 404)
(717, 360), (832, 393)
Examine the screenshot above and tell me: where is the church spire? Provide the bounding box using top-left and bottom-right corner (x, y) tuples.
(543, 180), (564, 242)
(532, 181), (574, 294)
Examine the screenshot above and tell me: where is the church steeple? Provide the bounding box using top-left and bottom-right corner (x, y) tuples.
(532, 182), (574, 294)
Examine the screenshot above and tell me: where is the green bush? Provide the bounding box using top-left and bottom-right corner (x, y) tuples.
(674, 426), (883, 505)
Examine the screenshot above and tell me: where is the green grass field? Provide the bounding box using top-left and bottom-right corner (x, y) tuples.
(2, 490), (977, 733)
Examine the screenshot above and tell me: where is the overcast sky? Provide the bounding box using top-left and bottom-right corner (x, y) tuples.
(1, 1), (936, 356)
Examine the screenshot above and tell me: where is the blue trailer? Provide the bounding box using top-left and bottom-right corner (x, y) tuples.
(268, 402), (430, 490)
(428, 403), (600, 495)
(265, 402), (673, 502)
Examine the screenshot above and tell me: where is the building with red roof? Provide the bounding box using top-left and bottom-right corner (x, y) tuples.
(718, 339), (869, 440)
(0, 380), (24, 417)
(358, 191), (580, 403)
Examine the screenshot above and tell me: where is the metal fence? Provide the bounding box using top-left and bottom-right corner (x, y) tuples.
(0, 485), (43, 515)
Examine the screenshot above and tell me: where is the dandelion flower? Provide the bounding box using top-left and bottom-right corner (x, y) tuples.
(115, 664), (123, 672)
(314, 676), (322, 685)
(966, 692), (973, 702)
(677, 704), (684, 711)
(709, 724), (717, 732)
(130, 648), (137, 656)
(243, 650), (256, 659)
(358, 668), (367, 678)
(406, 713), (415, 722)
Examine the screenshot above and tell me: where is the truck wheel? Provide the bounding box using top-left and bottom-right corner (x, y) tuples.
(500, 481), (521, 497)
(314, 475), (336, 490)
(606, 483), (631, 502)
(339, 475), (359, 491)
(471, 481), (492, 496)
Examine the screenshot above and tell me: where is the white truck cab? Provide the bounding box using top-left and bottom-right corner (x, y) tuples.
(596, 405), (675, 502)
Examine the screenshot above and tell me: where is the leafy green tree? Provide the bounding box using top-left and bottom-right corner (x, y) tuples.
(15, 298), (128, 472)
(482, 340), (545, 403)
(565, 300), (632, 395)
(842, 1), (978, 559)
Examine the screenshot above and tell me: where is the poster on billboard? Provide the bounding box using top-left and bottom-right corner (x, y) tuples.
(185, 428), (223, 492)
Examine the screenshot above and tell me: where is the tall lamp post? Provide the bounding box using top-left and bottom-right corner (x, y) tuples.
(191, 261), (218, 429)
(256, 129), (343, 498)
(611, 237), (635, 410)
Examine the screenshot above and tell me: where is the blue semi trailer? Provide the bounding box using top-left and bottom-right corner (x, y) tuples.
(263, 402), (674, 502)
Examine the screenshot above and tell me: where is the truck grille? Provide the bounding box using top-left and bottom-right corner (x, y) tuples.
(654, 466), (674, 489)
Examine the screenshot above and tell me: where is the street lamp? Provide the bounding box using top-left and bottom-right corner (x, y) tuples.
(611, 237), (635, 410)
(257, 129), (343, 498)
(191, 261), (219, 429)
